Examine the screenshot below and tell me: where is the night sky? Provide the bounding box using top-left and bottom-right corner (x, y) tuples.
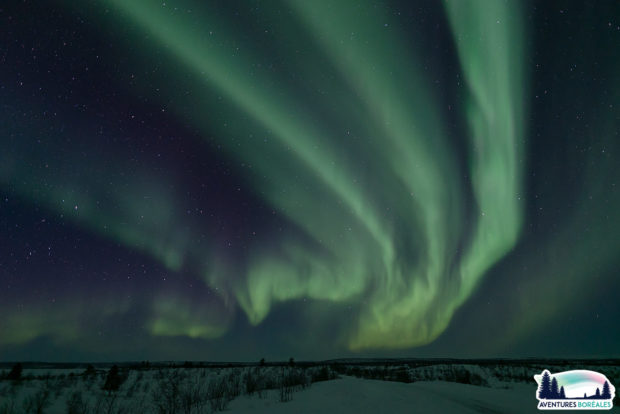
(1, 0), (618, 362)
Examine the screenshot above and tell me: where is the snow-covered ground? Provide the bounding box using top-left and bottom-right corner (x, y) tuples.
(230, 376), (542, 413)
(1, 364), (618, 413)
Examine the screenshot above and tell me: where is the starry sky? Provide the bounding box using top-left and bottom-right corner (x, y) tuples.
(1, 0), (618, 362)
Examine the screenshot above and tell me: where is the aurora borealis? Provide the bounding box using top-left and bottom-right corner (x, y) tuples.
(1, 1), (618, 361)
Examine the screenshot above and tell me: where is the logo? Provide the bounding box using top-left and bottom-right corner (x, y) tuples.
(534, 369), (615, 410)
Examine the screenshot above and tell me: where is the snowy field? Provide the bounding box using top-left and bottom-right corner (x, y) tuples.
(0, 362), (618, 413)
(230, 376), (540, 413)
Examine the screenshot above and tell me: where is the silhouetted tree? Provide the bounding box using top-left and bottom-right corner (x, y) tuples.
(602, 381), (612, 399)
(259, 358), (266, 367)
(7, 363), (22, 381)
(551, 377), (559, 399)
(559, 386), (566, 399)
(595, 387), (601, 398)
(539, 370), (551, 399)
(289, 357), (295, 367)
(83, 364), (96, 377)
(102, 365), (123, 392)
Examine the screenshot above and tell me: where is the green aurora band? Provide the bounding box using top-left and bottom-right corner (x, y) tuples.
(1, 0), (527, 350)
(443, 0), (525, 313)
(101, 0), (526, 350)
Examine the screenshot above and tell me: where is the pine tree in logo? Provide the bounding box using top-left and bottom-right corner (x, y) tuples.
(539, 370), (552, 399)
(602, 381), (612, 399)
(551, 377), (559, 399)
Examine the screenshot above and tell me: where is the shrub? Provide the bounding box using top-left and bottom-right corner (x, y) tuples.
(179, 380), (204, 414)
(0, 397), (17, 414)
(22, 388), (51, 414)
(244, 368), (258, 395)
(102, 365), (125, 392)
(84, 364), (97, 378)
(279, 367), (309, 402)
(6, 364), (22, 381)
(151, 370), (181, 414)
(207, 375), (231, 412)
(66, 391), (89, 414)
(311, 366), (332, 383)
